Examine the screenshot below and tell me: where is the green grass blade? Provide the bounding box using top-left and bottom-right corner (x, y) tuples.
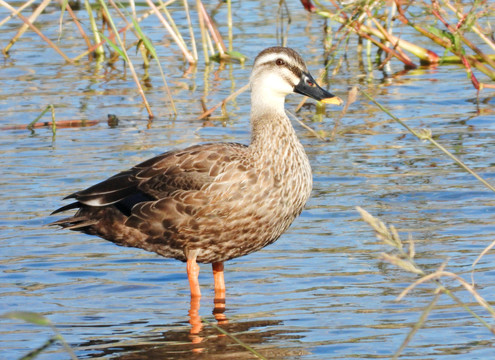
(19, 336), (58, 360)
(98, 0), (153, 117)
(202, 318), (268, 360)
(131, 16), (176, 115)
(392, 292), (441, 359)
(58, 0), (68, 41)
(99, 32), (128, 61)
(84, 0), (104, 58)
(361, 90), (495, 193)
(132, 17), (156, 59)
(3, 311), (53, 326)
(27, 105), (55, 134)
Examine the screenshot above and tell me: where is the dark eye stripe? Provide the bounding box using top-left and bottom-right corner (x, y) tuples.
(285, 63), (303, 78)
(282, 74), (296, 88)
(256, 59), (303, 79)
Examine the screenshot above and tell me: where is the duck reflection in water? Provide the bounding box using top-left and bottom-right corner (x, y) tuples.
(77, 317), (304, 359)
(188, 288), (227, 341)
(51, 47), (342, 332)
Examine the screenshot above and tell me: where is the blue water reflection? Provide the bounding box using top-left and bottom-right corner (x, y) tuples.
(1, 1), (495, 359)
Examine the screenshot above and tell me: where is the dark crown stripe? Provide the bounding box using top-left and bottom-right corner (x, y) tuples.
(254, 47), (305, 80)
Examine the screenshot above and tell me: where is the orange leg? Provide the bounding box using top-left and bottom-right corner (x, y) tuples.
(188, 295), (203, 338)
(187, 257), (201, 298)
(212, 262), (227, 324)
(187, 255), (204, 339)
(212, 262), (225, 294)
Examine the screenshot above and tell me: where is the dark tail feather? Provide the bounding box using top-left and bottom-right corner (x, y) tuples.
(51, 202), (81, 215)
(49, 215), (98, 230)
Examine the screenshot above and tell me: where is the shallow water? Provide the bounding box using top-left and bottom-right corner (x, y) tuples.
(1, 1), (495, 359)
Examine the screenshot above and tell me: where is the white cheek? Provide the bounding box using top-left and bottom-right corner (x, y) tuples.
(262, 72), (294, 96)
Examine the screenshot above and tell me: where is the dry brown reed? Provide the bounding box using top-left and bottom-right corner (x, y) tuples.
(309, 0), (495, 92)
(0, 0), (243, 119)
(357, 206), (495, 358)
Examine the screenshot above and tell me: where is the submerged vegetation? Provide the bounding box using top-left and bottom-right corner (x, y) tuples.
(1, 0), (495, 359)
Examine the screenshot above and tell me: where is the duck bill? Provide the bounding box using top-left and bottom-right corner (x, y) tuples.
(294, 72), (343, 106)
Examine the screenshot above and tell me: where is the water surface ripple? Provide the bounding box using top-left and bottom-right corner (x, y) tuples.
(1, 1), (495, 359)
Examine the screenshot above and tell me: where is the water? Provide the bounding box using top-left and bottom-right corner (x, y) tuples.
(1, 1), (495, 359)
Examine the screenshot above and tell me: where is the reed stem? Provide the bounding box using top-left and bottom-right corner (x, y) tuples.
(362, 90), (495, 193)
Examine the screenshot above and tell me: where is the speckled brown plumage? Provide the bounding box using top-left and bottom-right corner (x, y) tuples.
(51, 47), (341, 295)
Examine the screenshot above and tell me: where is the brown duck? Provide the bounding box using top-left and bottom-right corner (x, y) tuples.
(51, 47), (342, 299)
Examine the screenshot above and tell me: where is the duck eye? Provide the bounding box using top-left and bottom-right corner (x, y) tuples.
(306, 79), (314, 87)
(275, 58), (285, 66)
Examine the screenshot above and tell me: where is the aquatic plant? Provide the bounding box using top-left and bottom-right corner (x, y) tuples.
(306, 0), (495, 92)
(0, 0), (246, 119)
(357, 206), (495, 358)
(2, 1), (494, 359)
(2, 311), (78, 360)
(355, 91), (495, 357)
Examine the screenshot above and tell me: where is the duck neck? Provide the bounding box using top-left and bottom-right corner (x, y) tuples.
(248, 86), (313, 206)
(249, 90), (298, 150)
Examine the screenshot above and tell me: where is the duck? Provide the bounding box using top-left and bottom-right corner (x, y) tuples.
(51, 46), (342, 300)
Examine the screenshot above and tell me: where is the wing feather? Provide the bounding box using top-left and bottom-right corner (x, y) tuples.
(57, 142), (248, 210)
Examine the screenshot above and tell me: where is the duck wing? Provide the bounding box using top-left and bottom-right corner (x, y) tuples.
(53, 142), (248, 214)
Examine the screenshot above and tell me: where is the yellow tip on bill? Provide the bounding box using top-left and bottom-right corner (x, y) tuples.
(321, 96), (343, 106)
